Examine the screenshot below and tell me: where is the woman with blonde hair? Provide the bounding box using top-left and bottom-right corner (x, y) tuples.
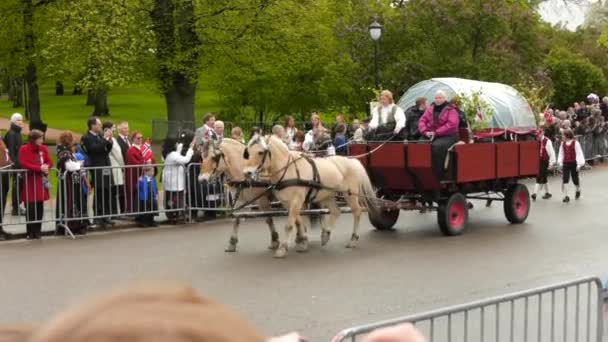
(283, 116), (298, 148)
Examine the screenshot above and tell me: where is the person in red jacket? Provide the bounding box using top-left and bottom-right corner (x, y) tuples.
(19, 130), (53, 239)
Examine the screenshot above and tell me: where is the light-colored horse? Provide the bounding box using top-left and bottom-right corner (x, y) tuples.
(242, 134), (378, 258)
(198, 138), (309, 253)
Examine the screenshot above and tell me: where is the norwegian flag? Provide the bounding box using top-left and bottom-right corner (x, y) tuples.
(543, 110), (553, 126)
(141, 138), (153, 162)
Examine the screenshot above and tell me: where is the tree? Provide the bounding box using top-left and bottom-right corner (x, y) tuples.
(545, 48), (607, 108)
(0, 0), (56, 125)
(41, 0), (152, 116)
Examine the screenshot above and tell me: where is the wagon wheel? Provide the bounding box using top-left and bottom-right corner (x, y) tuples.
(368, 207), (399, 231)
(437, 193), (468, 236)
(503, 183), (530, 224)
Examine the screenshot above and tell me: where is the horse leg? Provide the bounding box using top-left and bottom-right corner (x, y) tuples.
(258, 198), (279, 250)
(266, 217), (280, 250)
(321, 199), (340, 246)
(225, 217), (240, 252)
(275, 203), (301, 258)
(346, 194), (362, 248)
(295, 217), (309, 253)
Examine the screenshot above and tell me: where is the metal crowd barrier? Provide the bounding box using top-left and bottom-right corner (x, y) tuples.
(0, 168), (62, 238)
(553, 134), (608, 162)
(333, 277), (605, 342)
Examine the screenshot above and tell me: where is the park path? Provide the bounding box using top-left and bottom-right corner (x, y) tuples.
(0, 117), (82, 142)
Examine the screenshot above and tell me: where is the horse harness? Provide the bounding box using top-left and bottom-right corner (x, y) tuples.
(274, 154), (323, 205)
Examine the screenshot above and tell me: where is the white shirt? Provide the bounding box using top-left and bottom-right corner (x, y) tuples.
(558, 140), (585, 168)
(540, 136), (556, 166)
(108, 137), (125, 185)
(369, 104), (406, 132)
(162, 144), (194, 191)
(303, 130), (315, 151)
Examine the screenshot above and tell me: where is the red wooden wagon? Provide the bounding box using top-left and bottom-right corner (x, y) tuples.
(348, 131), (539, 235)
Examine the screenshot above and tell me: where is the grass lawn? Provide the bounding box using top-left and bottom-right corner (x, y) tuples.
(0, 81), (222, 138)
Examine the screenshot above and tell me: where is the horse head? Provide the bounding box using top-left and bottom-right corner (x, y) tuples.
(242, 133), (271, 180)
(199, 138), (225, 182)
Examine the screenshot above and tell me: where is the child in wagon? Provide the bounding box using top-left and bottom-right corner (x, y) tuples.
(558, 129), (585, 203)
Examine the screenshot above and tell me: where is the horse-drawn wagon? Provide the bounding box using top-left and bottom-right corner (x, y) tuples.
(349, 137), (539, 235)
(353, 78), (540, 235)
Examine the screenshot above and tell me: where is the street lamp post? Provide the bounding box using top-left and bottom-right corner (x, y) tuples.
(369, 20), (383, 89)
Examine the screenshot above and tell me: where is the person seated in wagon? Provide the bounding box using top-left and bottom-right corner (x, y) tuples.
(369, 90), (407, 140)
(418, 90), (461, 179)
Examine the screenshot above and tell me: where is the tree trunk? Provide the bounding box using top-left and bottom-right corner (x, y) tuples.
(151, 0), (199, 138)
(72, 85), (83, 95)
(24, 62), (41, 123)
(9, 78), (23, 108)
(55, 81), (64, 95)
(92, 88), (110, 117)
(22, 0), (42, 125)
(86, 89), (95, 106)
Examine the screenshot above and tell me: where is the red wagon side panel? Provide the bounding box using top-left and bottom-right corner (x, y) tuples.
(519, 141), (540, 177)
(348, 144), (368, 167)
(496, 142), (519, 178)
(368, 143), (413, 191)
(455, 143), (496, 183)
(407, 143), (440, 190)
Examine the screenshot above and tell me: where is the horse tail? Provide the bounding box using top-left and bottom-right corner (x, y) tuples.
(350, 159), (379, 216)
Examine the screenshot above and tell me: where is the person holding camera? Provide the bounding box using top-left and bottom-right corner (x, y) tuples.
(82, 117), (114, 228)
(19, 129), (52, 240)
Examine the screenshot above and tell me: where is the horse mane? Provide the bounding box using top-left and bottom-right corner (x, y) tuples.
(220, 138), (244, 147)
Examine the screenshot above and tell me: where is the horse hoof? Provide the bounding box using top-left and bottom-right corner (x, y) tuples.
(268, 241), (280, 250)
(321, 231), (331, 246)
(274, 247), (287, 258)
(225, 244), (237, 253)
(346, 241), (357, 249)
(296, 242), (309, 253)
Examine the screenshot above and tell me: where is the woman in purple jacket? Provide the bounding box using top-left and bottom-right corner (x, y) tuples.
(418, 90), (460, 179)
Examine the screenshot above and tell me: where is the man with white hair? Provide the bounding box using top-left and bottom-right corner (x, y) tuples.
(369, 90), (406, 140)
(272, 124), (285, 140)
(212, 120), (224, 142)
(4, 113), (25, 216)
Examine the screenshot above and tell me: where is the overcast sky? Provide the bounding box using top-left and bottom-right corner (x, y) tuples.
(538, 0), (598, 30)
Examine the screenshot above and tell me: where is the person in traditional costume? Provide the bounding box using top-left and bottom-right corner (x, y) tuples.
(558, 129), (585, 203)
(532, 127), (556, 201)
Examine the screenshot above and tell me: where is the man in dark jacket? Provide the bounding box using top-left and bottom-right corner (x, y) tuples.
(4, 113), (24, 216)
(403, 97), (426, 141)
(116, 121), (130, 164)
(81, 117), (114, 227)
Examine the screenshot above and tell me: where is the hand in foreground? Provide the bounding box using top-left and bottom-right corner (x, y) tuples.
(41, 164), (49, 173)
(268, 332), (307, 342)
(361, 323), (427, 342)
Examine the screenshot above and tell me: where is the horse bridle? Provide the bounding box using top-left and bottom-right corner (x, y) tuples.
(243, 135), (272, 178)
(203, 141), (227, 180)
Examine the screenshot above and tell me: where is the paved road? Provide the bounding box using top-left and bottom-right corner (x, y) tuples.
(0, 168), (607, 341)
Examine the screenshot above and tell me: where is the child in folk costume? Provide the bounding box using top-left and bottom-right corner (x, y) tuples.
(558, 129), (585, 203)
(532, 127), (556, 201)
(137, 166), (159, 227)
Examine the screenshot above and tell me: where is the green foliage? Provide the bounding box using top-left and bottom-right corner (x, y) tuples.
(40, 0), (152, 90)
(456, 91), (496, 131)
(514, 73), (554, 125)
(545, 48), (607, 108)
